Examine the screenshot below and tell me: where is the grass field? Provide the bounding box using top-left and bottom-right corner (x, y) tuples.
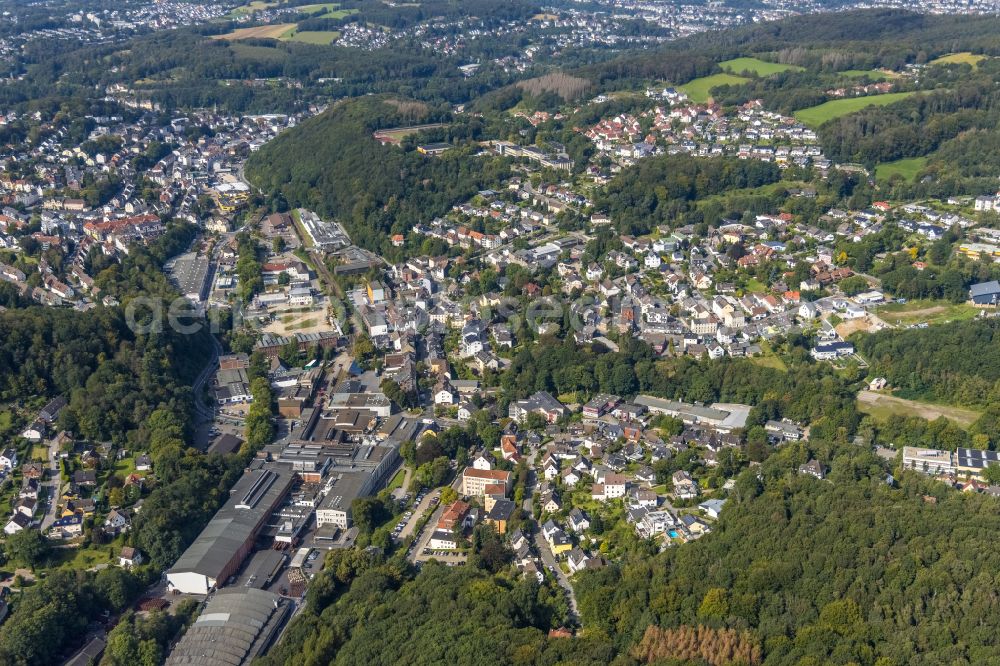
(751, 353), (788, 372)
(386, 469), (406, 493)
(0, 410), (15, 437)
(750, 341), (788, 372)
(296, 3), (357, 18)
(680, 73), (749, 103)
(793, 92), (915, 127)
(858, 390), (982, 427)
(50, 545), (114, 571)
(114, 457), (138, 479)
(875, 156), (928, 183)
(282, 29), (341, 44)
(720, 57), (803, 76)
(873, 298), (979, 327)
(212, 23), (296, 40)
(931, 52), (986, 68)
(224, 0), (279, 19)
(838, 69), (897, 80)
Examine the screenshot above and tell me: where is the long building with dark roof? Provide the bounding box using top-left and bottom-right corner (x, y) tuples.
(166, 463), (294, 595)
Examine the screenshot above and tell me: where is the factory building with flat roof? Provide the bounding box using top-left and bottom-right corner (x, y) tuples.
(632, 396), (750, 433)
(166, 464), (294, 595)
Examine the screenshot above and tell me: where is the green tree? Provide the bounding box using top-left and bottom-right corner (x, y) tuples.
(698, 587), (730, 620)
(982, 463), (1000, 485)
(351, 497), (389, 535)
(4, 529), (49, 569)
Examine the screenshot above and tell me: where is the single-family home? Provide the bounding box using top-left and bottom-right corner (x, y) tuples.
(698, 498), (727, 519)
(4, 512), (30, 535)
(119, 546), (143, 569)
(799, 459), (826, 479)
(0, 448), (18, 472)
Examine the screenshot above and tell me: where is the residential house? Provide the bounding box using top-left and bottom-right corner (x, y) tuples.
(568, 508), (590, 533)
(509, 391), (566, 424)
(49, 514), (83, 539)
(429, 531), (459, 550)
(799, 459), (826, 479)
(672, 470), (699, 499)
(0, 448), (17, 472)
(561, 467), (581, 487)
(135, 454), (152, 472)
(15, 497), (36, 518)
(4, 512), (30, 535)
(486, 499), (515, 535)
(472, 453), (495, 471)
(105, 508), (131, 534)
(21, 462), (44, 480)
(698, 498), (727, 519)
(461, 468), (512, 497)
(604, 474), (628, 499)
(119, 546), (143, 569)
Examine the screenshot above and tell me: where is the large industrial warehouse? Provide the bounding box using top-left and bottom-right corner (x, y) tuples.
(166, 464), (294, 595)
(164, 588), (290, 666)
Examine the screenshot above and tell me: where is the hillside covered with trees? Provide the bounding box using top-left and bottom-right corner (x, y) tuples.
(245, 96), (510, 257)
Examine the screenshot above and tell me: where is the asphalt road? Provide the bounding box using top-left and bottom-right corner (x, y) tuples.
(39, 437), (62, 530)
(520, 445), (580, 622)
(398, 487), (439, 542)
(191, 333), (223, 424)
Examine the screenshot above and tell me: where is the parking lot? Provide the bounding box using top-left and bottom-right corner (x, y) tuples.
(395, 488), (440, 542)
(414, 549), (467, 565)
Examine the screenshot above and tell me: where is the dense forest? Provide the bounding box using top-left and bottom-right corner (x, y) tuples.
(594, 156), (783, 235)
(0, 567), (151, 665)
(258, 550), (614, 666)
(576, 442), (1000, 666)
(817, 72), (1000, 166)
(0, 223), (208, 446)
(583, 10), (1000, 91)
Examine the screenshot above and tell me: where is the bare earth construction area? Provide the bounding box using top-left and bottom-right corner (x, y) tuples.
(858, 390), (982, 427)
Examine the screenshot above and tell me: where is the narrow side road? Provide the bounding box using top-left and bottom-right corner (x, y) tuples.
(521, 447), (580, 624)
